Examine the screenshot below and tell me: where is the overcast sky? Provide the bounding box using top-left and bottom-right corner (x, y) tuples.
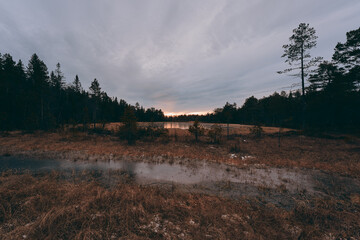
(1, 1), (360, 114)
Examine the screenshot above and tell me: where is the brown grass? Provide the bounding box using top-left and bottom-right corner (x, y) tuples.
(1, 129), (359, 177)
(0, 172), (359, 239)
(1, 126), (359, 239)
(230, 135), (360, 177)
(88, 122), (294, 135)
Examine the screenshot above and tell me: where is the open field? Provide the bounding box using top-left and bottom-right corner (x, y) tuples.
(0, 126), (360, 239)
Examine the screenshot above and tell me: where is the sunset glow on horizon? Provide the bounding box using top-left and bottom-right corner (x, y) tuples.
(164, 111), (211, 117)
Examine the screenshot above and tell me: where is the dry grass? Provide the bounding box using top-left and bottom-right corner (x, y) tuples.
(0, 172), (359, 239)
(85, 122), (294, 135)
(1, 126), (359, 239)
(0, 129), (359, 177)
(228, 135), (360, 177)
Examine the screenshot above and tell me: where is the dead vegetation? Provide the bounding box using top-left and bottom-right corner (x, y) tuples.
(0, 172), (359, 239)
(0, 127), (359, 177)
(0, 124), (360, 239)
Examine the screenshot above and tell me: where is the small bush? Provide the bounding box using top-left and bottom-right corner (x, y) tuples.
(208, 124), (223, 143)
(117, 107), (138, 145)
(138, 125), (169, 141)
(188, 120), (204, 142)
(250, 124), (264, 138)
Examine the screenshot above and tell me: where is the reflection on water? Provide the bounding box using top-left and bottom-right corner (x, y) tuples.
(143, 122), (237, 130)
(141, 122), (193, 130)
(163, 122), (193, 130)
(0, 155), (315, 193)
(2, 155), (360, 208)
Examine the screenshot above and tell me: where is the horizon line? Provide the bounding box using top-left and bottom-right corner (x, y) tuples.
(164, 111), (211, 117)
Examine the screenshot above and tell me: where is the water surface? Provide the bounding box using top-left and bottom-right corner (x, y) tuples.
(1, 155), (359, 208)
(143, 122), (240, 130)
(0, 155), (332, 194)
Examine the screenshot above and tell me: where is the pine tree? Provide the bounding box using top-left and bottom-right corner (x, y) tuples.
(278, 23), (322, 96)
(89, 78), (101, 97)
(50, 63), (64, 90)
(0, 54), (17, 130)
(72, 75), (82, 92)
(278, 23), (322, 129)
(308, 61), (341, 91)
(14, 60), (27, 128)
(333, 27), (360, 69)
(26, 54), (49, 129)
(89, 78), (101, 128)
(333, 27), (360, 90)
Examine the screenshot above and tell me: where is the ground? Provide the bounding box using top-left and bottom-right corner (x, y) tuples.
(0, 125), (359, 239)
(1, 126), (359, 177)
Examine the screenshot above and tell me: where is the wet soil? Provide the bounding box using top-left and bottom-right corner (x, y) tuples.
(1, 155), (359, 210)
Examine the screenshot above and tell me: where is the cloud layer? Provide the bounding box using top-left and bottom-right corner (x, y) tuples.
(1, 0), (360, 114)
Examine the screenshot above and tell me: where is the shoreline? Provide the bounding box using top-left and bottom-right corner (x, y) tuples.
(0, 130), (359, 177)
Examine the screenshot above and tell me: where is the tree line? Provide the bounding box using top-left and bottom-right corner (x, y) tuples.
(167, 26), (360, 132)
(0, 53), (164, 131)
(1, 25), (359, 133)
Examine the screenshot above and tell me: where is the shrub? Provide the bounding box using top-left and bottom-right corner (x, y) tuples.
(250, 124), (264, 138)
(117, 107), (138, 145)
(208, 124), (223, 143)
(188, 120), (204, 142)
(138, 124), (169, 141)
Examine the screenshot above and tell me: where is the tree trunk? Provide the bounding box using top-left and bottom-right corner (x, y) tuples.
(301, 45), (306, 129)
(301, 47), (305, 97)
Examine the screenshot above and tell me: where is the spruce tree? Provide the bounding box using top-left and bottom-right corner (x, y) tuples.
(26, 54), (49, 129)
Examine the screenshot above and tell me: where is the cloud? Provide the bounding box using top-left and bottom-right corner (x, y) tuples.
(1, 0), (359, 113)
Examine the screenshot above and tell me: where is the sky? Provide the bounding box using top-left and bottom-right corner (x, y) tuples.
(1, 1), (360, 115)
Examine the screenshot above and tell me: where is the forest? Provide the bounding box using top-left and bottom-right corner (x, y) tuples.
(168, 26), (360, 132)
(0, 54), (165, 131)
(0, 26), (359, 132)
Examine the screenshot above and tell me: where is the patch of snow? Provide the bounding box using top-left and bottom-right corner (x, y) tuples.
(241, 155), (255, 160)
